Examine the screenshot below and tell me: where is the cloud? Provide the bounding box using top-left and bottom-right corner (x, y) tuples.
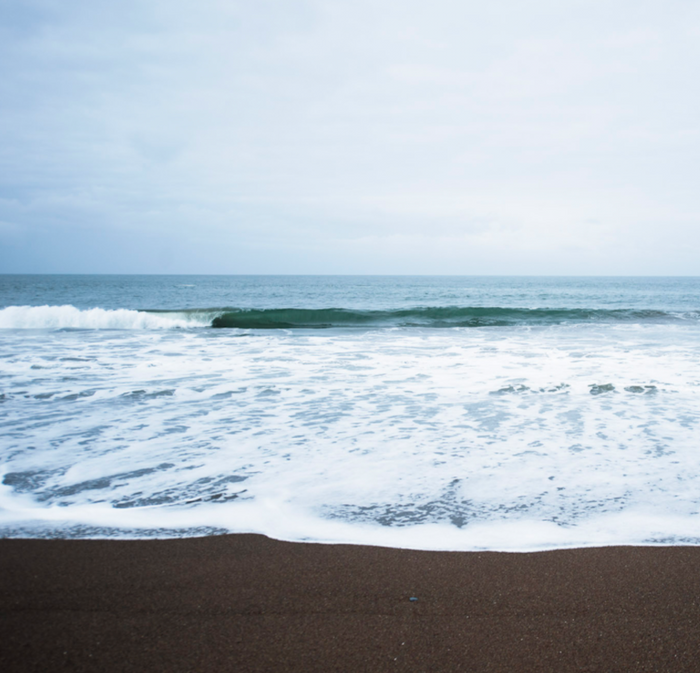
(1, 0), (699, 273)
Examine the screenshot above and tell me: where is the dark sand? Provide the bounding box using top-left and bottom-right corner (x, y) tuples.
(2, 535), (700, 672)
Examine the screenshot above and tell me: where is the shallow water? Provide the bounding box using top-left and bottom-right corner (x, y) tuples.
(1, 276), (700, 550)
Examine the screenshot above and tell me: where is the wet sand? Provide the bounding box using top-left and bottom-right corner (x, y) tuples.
(2, 534), (700, 672)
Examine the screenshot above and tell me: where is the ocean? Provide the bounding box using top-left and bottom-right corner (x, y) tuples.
(1, 275), (700, 551)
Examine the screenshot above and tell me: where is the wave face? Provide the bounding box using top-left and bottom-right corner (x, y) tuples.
(213, 306), (691, 329)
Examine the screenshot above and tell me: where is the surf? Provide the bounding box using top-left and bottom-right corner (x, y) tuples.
(0, 305), (212, 330)
(0, 304), (695, 330)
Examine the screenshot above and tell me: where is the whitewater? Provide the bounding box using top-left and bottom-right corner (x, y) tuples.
(2, 275), (700, 551)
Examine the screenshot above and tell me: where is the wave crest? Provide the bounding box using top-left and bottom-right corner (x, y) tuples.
(0, 305), (204, 330)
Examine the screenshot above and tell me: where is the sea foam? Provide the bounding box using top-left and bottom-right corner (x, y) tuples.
(0, 305), (208, 330)
(2, 321), (700, 550)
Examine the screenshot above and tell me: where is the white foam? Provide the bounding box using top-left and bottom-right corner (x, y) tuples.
(0, 305), (207, 330)
(1, 495), (699, 551)
(3, 323), (700, 549)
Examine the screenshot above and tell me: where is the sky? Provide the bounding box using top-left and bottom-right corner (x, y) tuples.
(1, 0), (699, 275)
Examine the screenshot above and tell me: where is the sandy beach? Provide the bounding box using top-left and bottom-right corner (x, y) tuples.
(2, 534), (700, 671)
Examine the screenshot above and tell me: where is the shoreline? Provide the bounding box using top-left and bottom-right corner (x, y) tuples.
(3, 533), (700, 671)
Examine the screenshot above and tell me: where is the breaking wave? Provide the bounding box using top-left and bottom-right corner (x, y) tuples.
(1, 305), (698, 330)
(0, 305), (213, 330)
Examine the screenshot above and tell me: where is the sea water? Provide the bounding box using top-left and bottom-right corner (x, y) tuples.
(1, 275), (700, 551)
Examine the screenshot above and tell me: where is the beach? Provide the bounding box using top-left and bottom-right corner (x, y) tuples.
(2, 534), (700, 672)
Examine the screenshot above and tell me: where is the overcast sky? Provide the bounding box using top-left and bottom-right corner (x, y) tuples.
(1, 0), (699, 274)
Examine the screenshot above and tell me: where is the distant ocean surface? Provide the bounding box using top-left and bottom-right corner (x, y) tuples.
(2, 275), (700, 551)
